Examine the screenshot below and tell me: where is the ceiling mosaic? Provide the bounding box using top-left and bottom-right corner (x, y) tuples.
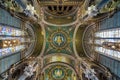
(49, 29), (70, 50)
(44, 65), (76, 80)
(52, 67), (65, 79)
(44, 26), (75, 55)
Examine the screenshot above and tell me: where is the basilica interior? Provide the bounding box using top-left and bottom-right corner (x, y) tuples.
(0, 0), (120, 80)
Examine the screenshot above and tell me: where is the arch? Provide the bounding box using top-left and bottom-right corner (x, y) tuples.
(43, 53), (76, 60)
(41, 62), (80, 80)
(38, 22), (46, 57)
(73, 22), (83, 60)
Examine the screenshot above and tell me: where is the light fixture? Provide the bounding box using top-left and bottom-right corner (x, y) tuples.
(8, 41), (11, 44)
(13, 40), (16, 43)
(3, 44), (7, 47)
(5, 41), (8, 43)
(10, 44), (12, 47)
(111, 45), (115, 49)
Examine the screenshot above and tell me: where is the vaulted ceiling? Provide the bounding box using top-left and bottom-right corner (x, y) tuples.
(1, 0), (119, 79)
(32, 0), (117, 79)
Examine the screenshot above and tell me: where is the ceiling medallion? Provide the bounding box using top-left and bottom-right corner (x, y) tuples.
(52, 67), (65, 79)
(49, 29), (70, 50)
